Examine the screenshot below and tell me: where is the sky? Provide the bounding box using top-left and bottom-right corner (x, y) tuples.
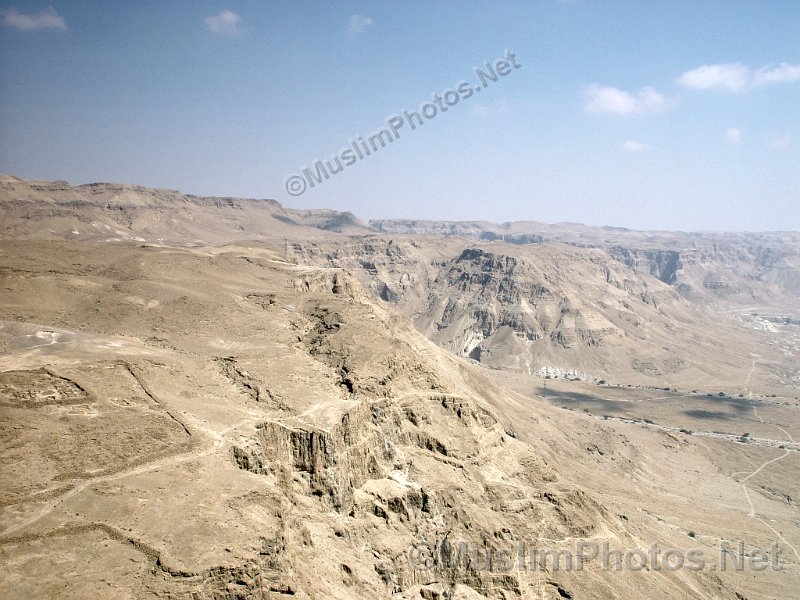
(1, 1), (798, 231)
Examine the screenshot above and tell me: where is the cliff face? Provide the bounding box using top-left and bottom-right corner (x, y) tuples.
(295, 237), (772, 384)
(607, 246), (682, 285)
(0, 174), (372, 243)
(429, 248), (616, 359)
(606, 240), (800, 302)
(292, 224), (800, 386)
(366, 216), (800, 303)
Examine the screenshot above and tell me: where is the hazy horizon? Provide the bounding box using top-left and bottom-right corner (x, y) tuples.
(5, 171), (800, 235)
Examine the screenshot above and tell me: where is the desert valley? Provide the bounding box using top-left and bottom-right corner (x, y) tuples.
(1, 175), (798, 599)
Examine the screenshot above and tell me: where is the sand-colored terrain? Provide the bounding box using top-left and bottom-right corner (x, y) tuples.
(1, 177), (798, 599)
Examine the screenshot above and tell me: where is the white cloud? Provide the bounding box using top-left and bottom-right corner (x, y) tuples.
(205, 10), (241, 35)
(726, 128), (742, 144)
(347, 14), (374, 33)
(623, 141), (647, 152)
(584, 84), (668, 115)
(752, 62), (800, 86)
(678, 62), (800, 92)
(678, 63), (749, 91)
(1, 7), (66, 31)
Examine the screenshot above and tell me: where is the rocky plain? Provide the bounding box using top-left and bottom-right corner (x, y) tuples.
(1, 175), (799, 599)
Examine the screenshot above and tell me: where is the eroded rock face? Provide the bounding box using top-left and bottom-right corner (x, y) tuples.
(259, 402), (381, 511)
(211, 300), (627, 598)
(155, 267), (631, 598)
(607, 246), (682, 285)
(290, 224), (800, 389)
(291, 239), (686, 378)
(231, 445), (269, 475)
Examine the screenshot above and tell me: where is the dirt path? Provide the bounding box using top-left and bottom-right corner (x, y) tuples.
(736, 354), (800, 563)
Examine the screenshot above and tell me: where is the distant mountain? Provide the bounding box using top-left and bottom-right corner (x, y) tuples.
(0, 174), (373, 244)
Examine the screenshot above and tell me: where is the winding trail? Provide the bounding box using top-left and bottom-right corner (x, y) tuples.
(741, 450), (792, 486)
(551, 351), (800, 564)
(736, 353), (800, 562)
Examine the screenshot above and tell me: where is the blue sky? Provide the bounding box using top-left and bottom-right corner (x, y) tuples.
(1, 1), (798, 231)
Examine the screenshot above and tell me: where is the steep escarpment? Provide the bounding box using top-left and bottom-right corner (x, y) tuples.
(607, 246), (682, 285)
(0, 175), (371, 243)
(427, 248), (619, 357)
(606, 237), (800, 303)
(294, 238), (732, 382)
(367, 215), (800, 308)
(293, 229), (800, 390)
